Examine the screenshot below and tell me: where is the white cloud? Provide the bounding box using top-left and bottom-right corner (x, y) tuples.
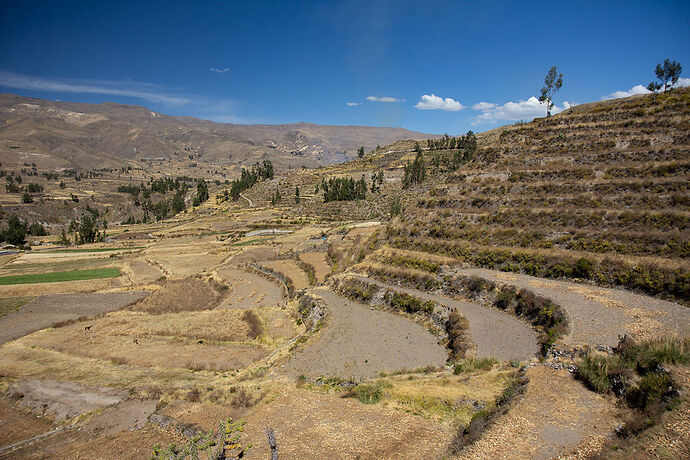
(603, 78), (690, 100)
(346, 102), (361, 106)
(414, 94), (464, 111)
(209, 67), (230, 74)
(366, 95), (403, 103)
(0, 70), (191, 105)
(472, 101), (496, 110)
(602, 84), (651, 100)
(473, 96), (574, 124)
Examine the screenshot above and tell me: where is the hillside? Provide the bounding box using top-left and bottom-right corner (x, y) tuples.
(236, 88), (689, 302)
(0, 93), (432, 171)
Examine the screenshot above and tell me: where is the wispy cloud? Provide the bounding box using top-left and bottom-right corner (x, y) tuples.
(209, 67), (230, 74)
(473, 96), (574, 124)
(346, 102), (361, 106)
(603, 78), (690, 100)
(0, 70), (191, 105)
(366, 95), (404, 103)
(0, 70), (248, 123)
(414, 94), (464, 111)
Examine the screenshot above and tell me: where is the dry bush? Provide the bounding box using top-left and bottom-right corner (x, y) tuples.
(186, 388), (201, 402)
(130, 278), (224, 314)
(230, 387), (255, 408)
(446, 309), (470, 360)
(241, 310), (264, 339)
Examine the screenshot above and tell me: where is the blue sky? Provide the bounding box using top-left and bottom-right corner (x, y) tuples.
(1, 0), (688, 134)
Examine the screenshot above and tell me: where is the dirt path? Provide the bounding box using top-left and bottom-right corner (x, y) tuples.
(350, 275), (539, 362)
(216, 268), (285, 309)
(0, 291), (147, 344)
(279, 287), (447, 380)
(459, 366), (620, 459)
(454, 268), (690, 348)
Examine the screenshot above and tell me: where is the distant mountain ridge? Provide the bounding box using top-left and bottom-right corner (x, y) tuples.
(0, 93), (434, 171)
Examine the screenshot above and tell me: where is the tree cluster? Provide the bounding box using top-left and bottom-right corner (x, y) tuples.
(226, 160), (274, 201)
(321, 176), (367, 202)
(370, 171), (384, 193)
(0, 215), (47, 246)
(425, 131), (477, 154)
(67, 207), (107, 244)
(402, 151), (426, 189)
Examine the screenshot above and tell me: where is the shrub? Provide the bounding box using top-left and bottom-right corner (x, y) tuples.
(576, 355), (612, 393)
(446, 310), (470, 360)
(345, 381), (391, 404)
(242, 310), (263, 339)
(453, 357), (497, 374)
(388, 291), (435, 314)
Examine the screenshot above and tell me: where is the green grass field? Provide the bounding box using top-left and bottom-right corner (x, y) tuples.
(0, 267), (122, 285)
(46, 247), (145, 253)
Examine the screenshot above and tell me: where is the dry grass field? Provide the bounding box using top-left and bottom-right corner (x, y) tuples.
(0, 89), (688, 458)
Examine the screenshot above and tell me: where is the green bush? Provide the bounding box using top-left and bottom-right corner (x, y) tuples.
(576, 354), (612, 393)
(453, 357), (497, 374)
(346, 381), (392, 404)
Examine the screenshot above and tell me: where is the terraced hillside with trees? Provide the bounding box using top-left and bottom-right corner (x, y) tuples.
(387, 89), (689, 303)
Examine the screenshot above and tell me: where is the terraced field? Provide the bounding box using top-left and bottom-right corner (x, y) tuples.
(0, 89), (688, 459)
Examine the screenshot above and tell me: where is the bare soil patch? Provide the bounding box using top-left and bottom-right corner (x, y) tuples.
(216, 268), (285, 309)
(459, 366), (619, 459)
(280, 288), (447, 380)
(299, 252), (330, 283)
(0, 398), (53, 449)
(457, 268), (690, 348)
(126, 260), (163, 285)
(0, 291), (147, 344)
(351, 275), (539, 362)
(84, 398), (157, 436)
(241, 387), (453, 459)
(10, 380), (127, 421)
(130, 278), (224, 314)
(261, 260), (311, 290)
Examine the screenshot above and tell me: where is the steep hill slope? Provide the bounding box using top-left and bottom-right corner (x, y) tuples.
(0, 93), (432, 171)
(234, 88), (688, 301)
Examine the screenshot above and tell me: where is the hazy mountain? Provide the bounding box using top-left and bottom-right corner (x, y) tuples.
(0, 93), (434, 171)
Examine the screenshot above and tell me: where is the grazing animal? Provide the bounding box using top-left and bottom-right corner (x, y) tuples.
(84, 325), (92, 331)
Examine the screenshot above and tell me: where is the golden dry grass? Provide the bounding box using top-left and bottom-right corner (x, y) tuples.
(261, 260), (311, 290)
(130, 278), (224, 314)
(298, 252), (330, 283)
